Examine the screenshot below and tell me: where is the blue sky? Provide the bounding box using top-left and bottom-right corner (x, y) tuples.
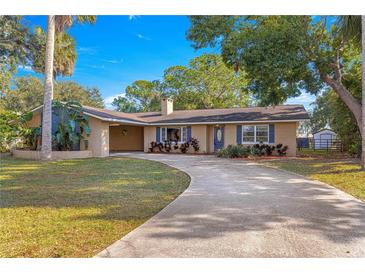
(19, 15), (316, 110)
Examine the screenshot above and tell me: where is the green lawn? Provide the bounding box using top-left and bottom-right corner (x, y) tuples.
(0, 156), (190, 258)
(297, 148), (351, 158)
(262, 157), (365, 201)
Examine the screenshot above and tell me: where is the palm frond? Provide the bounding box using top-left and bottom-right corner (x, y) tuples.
(336, 15), (362, 44)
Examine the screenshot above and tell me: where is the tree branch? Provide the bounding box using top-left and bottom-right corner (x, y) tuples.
(319, 69), (362, 135)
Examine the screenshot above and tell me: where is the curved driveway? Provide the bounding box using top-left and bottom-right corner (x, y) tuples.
(97, 153), (365, 257)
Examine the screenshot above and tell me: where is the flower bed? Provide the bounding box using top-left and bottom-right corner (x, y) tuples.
(148, 138), (200, 154)
(216, 144), (288, 158)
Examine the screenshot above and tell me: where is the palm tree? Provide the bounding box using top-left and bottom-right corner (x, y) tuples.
(40, 15), (96, 160)
(337, 15), (364, 170)
(30, 27), (77, 79)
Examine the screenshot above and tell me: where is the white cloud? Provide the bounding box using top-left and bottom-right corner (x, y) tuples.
(17, 65), (32, 71)
(103, 58), (123, 64)
(286, 92), (316, 104)
(87, 64), (105, 69)
(104, 93), (125, 109)
(136, 33), (151, 40)
(285, 91), (317, 110)
(77, 47), (98, 55)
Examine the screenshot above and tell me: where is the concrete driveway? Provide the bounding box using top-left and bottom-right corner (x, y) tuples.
(96, 153), (365, 257)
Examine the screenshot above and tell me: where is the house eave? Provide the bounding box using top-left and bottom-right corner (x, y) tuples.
(83, 112), (149, 126)
(149, 119), (309, 126)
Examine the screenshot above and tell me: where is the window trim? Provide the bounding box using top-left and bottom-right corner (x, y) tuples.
(160, 126), (187, 143)
(241, 124), (270, 144)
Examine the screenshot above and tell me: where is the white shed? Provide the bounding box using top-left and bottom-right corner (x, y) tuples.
(313, 129), (337, 149)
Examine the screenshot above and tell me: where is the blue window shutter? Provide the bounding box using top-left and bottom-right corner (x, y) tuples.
(187, 126), (192, 142)
(236, 125), (242, 144)
(156, 127), (160, 142)
(269, 124), (275, 143)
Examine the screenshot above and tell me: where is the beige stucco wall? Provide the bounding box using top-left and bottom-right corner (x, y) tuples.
(274, 122), (298, 157)
(84, 117), (109, 157)
(109, 125), (143, 151)
(224, 125), (236, 147)
(191, 125), (208, 153)
(144, 126), (156, 152)
(206, 122), (298, 156)
(27, 112), (41, 127)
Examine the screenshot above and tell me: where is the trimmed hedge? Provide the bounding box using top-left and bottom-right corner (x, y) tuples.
(217, 143), (288, 158)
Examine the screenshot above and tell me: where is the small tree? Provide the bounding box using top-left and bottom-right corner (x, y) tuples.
(0, 110), (33, 152)
(52, 101), (90, 151)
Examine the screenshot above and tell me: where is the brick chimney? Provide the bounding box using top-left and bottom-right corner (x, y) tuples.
(161, 98), (173, 116)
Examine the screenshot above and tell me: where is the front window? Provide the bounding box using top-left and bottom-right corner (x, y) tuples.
(242, 125), (269, 143)
(162, 127), (187, 143)
(256, 125), (269, 143)
(242, 125), (255, 143)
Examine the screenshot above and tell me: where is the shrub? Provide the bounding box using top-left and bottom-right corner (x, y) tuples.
(0, 110), (33, 152)
(52, 101), (90, 151)
(276, 144), (288, 156)
(250, 144), (263, 156)
(163, 140), (172, 152)
(217, 144), (250, 158)
(190, 138), (200, 152)
(149, 138), (200, 154)
(23, 127), (41, 150)
(348, 142), (361, 157)
(179, 142), (190, 153)
(217, 143), (289, 158)
(149, 141), (163, 152)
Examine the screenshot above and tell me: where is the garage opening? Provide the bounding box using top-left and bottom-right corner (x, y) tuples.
(109, 124), (144, 152)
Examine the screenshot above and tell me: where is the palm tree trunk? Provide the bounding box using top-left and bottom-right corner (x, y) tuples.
(362, 16), (365, 169)
(41, 16), (56, 160)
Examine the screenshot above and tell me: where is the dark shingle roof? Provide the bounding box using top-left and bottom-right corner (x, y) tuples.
(81, 104), (309, 125)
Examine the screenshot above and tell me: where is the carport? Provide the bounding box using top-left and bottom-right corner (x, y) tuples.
(109, 124), (144, 152)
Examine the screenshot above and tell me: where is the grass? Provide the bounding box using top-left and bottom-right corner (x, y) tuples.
(297, 148), (351, 158)
(262, 157), (365, 201)
(0, 156), (190, 258)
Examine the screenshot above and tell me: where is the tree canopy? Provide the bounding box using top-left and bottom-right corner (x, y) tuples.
(187, 16), (362, 135)
(112, 54), (251, 112)
(0, 76), (104, 113)
(0, 16), (31, 93)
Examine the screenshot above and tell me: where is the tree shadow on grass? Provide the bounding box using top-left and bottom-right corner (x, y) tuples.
(2, 154), (365, 248)
(93, 155), (365, 248)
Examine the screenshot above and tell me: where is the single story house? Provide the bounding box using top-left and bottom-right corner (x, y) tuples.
(27, 99), (309, 157)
